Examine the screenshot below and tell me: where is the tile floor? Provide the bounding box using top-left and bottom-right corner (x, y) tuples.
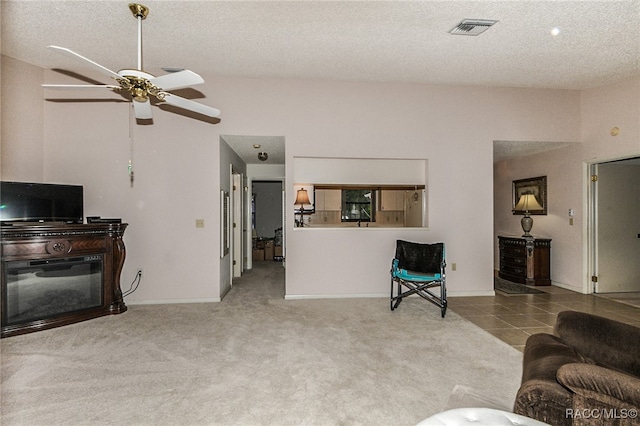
(448, 285), (640, 352)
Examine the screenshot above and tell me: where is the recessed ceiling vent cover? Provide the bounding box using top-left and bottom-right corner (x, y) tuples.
(449, 19), (498, 36)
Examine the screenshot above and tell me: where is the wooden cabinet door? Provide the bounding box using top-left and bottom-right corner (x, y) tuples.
(316, 189), (341, 211)
(314, 189), (325, 210)
(381, 190), (404, 210)
(324, 189), (341, 211)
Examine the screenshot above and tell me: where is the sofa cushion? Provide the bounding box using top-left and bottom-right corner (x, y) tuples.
(521, 333), (583, 383)
(558, 363), (640, 409)
(555, 311), (640, 377)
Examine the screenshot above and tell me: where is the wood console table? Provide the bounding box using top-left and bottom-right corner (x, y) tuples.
(498, 236), (551, 286)
(1, 223), (128, 337)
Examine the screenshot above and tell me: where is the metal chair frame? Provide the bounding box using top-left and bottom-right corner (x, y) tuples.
(390, 241), (447, 318)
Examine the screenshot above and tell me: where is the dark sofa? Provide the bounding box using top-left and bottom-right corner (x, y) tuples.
(514, 310), (640, 426)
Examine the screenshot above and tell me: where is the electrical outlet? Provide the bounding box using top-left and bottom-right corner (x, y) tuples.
(195, 219), (205, 228)
(451, 263), (457, 271)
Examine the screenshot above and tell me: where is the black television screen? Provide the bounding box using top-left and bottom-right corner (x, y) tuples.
(0, 181), (84, 224)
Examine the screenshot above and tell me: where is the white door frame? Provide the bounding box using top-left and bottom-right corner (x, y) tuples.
(232, 171), (243, 278)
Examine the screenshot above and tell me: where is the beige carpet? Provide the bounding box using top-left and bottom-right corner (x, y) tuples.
(1, 262), (523, 425)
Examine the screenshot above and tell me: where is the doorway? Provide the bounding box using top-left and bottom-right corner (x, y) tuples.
(251, 180), (284, 264)
(220, 134), (286, 299)
(589, 156), (640, 293)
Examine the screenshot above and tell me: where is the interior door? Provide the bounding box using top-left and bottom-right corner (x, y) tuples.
(594, 161), (640, 293)
(281, 188), (286, 266)
(232, 172), (243, 278)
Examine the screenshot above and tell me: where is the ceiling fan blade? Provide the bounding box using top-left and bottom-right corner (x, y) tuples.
(162, 94), (221, 118)
(43, 84), (121, 90)
(48, 45), (122, 80)
(149, 70), (204, 91)
(132, 99), (153, 120)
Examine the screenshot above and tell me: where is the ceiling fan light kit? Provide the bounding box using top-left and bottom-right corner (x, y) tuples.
(42, 3), (220, 122)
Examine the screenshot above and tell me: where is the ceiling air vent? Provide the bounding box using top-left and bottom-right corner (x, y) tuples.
(449, 19), (498, 36)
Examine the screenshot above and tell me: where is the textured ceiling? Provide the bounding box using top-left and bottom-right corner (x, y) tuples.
(2, 1), (639, 164)
(493, 141), (578, 162)
(221, 135), (285, 165)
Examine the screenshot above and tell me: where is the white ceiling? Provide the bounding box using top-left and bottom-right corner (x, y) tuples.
(221, 135), (285, 165)
(2, 1), (639, 164)
(492, 141), (578, 162)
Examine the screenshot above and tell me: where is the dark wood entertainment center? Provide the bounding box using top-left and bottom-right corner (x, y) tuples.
(1, 223), (128, 338)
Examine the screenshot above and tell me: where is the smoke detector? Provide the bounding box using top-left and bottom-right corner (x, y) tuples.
(449, 19), (498, 36)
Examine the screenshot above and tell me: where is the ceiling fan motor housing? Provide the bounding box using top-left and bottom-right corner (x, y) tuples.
(129, 3), (149, 19)
(118, 69), (163, 102)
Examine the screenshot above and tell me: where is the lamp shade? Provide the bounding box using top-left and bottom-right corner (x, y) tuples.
(514, 193), (543, 212)
(294, 189), (311, 206)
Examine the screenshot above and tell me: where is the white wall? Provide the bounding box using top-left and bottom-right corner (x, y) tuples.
(293, 158), (426, 185)
(3, 56), (586, 303)
(581, 78), (640, 160)
(1, 55), (45, 181)
(494, 77), (640, 293)
(215, 79), (580, 298)
(247, 164), (286, 179)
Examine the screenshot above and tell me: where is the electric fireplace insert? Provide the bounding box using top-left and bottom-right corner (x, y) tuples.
(4, 255), (103, 326)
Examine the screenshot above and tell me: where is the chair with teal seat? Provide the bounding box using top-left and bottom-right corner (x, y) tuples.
(390, 240), (447, 317)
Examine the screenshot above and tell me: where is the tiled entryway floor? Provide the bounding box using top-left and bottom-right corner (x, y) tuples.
(448, 285), (640, 352)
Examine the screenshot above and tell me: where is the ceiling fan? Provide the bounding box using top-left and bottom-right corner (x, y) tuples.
(42, 3), (220, 121)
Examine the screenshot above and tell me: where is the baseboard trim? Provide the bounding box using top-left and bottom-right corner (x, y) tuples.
(126, 298), (221, 305)
(551, 280), (586, 294)
(128, 290), (496, 304)
(285, 293), (387, 300)
(285, 290), (495, 300)
(449, 290), (496, 297)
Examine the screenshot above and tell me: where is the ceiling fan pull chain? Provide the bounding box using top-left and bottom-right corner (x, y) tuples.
(129, 103), (135, 187)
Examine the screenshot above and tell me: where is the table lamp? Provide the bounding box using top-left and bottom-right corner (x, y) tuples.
(514, 193), (543, 237)
(294, 189), (311, 227)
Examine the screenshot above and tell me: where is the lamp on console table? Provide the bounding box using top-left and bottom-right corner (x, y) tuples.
(514, 193), (543, 237)
(294, 189), (311, 227)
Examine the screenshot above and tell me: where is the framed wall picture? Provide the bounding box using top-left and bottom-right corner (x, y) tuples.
(512, 176), (547, 215)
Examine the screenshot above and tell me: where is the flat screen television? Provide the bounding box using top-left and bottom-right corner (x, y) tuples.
(0, 181), (84, 224)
